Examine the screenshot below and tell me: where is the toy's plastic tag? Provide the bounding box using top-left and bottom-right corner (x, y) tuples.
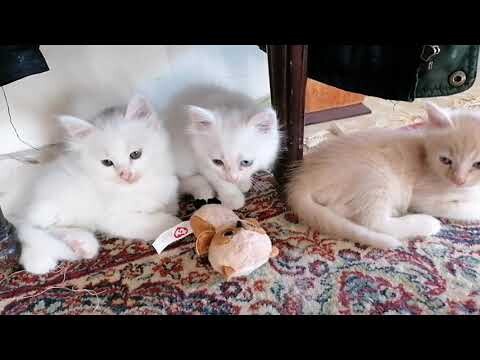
(152, 221), (193, 254)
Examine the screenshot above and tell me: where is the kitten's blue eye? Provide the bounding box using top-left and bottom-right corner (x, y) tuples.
(473, 162), (480, 169)
(130, 150), (142, 160)
(439, 156), (452, 165)
(213, 159), (224, 166)
(240, 160), (253, 167)
(102, 159), (114, 167)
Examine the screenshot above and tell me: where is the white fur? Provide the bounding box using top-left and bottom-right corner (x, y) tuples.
(156, 85), (280, 210)
(287, 103), (480, 249)
(8, 96), (180, 274)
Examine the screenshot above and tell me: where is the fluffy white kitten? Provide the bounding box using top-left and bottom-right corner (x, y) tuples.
(287, 102), (480, 249)
(11, 96), (180, 275)
(160, 85), (280, 210)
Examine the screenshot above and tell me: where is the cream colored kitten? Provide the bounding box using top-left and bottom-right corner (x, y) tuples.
(287, 102), (480, 249)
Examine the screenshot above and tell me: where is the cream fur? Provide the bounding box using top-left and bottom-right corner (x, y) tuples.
(287, 103), (480, 249)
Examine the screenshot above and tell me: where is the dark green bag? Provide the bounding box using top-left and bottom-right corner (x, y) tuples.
(261, 45), (480, 101)
(415, 45), (479, 99)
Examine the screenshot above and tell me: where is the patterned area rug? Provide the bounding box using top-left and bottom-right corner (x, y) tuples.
(1, 172), (480, 315)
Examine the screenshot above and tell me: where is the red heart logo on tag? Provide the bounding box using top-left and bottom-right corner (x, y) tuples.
(174, 227), (189, 239)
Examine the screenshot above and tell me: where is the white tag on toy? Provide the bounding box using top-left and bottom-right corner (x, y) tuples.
(152, 221), (193, 254)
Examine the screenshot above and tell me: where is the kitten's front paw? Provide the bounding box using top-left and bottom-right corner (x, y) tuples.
(194, 187), (216, 201)
(420, 216), (442, 237)
(407, 215), (442, 238)
(238, 179), (252, 193)
(375, 235), (403, 250)
(20, 250), (58, 275)
(219, 191), (245, 210)
(68, 235), (100, 259)
(60, 230), (100, 259)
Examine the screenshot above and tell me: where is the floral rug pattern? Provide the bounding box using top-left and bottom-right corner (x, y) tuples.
(1, 172), (479, 315)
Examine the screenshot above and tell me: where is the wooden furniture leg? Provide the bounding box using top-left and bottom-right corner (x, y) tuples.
(267, 45), (309, 187)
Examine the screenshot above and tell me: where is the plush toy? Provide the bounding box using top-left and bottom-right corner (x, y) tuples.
(190, 204), (279, 280)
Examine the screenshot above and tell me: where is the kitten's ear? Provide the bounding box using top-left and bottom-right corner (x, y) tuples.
(125, 95), (155, 121)
(425, 102), (452, 128)
(57, 115), (95, 139)
(186, 105), (216, 132)
(248, 108), (277, 134)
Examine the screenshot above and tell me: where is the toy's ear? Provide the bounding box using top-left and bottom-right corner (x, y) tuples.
(270, 246), (279, 258)
(191, 215), (216, 256)
(191, 215), (213, 235)
(244, 218), (267, 235)
(222, 265), (236, 279)
(196, 231), (215, 256)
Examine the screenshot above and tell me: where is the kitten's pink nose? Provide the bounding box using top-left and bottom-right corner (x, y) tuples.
(453, 177), (466, 186)
(119, 169), (136, 183)
(226, 174), (239, 183)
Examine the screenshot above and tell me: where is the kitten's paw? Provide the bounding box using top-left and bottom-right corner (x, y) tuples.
(194, 187), (216, 201)
(416, 215), (442, 237)
(180, 175), (215, 200)
(364, 233), (402, 250)
(68, 238), (99, 259)
(61, 231), (100, 259)
(238, 179), (252, 193)
(375, 235), (403, 250)
(20, 250), (58, 275)
(387, 214), (442, 239)
(398, 215), (442, 238)
(17, 226), (77, 274)
(219, 191), (245, 210)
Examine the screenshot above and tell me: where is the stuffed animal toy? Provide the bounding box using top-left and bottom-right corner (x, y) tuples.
(190, 204), (279, 279)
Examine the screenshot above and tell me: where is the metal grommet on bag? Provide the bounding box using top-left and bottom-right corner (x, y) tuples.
(449, 70), (467, 87)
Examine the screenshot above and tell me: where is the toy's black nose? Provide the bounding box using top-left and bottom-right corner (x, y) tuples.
(236, 221), (243, 228)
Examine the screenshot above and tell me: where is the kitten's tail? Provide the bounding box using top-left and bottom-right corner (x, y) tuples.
(287, 190), (401, 249)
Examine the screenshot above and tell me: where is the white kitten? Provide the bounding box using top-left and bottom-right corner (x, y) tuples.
(11, 95), (180, 275)
(159, 85), (280, 210)
(287, 102), (480, 249)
